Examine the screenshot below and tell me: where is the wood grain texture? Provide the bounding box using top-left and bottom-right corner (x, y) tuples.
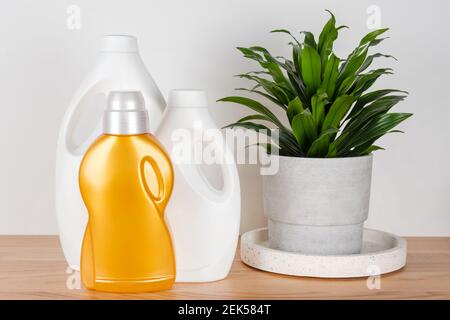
(0, 236), (449, 300)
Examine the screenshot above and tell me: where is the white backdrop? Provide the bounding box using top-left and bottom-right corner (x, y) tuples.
(0, 0), (449, 236)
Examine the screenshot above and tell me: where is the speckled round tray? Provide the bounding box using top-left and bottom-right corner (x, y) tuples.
(241, 227), (407, 278)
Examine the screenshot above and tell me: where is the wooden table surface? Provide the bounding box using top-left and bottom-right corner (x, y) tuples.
(0, 236), (449, 300)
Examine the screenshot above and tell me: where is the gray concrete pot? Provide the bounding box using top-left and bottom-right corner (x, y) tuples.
(263, 155), (373, 255)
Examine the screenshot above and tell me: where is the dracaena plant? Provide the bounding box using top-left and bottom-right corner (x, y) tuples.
(218, 11), (412, 157)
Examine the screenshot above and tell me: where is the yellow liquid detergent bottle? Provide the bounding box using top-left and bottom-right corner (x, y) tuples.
(79, 91), (175, 292)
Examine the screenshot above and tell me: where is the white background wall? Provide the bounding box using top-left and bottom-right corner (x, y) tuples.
(0, 0), (449, 236)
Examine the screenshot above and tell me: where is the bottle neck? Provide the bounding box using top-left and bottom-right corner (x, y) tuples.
(165, 106), (217, 130)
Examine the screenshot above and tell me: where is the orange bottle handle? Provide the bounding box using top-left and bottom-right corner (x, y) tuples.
(139, 154), (173, 216)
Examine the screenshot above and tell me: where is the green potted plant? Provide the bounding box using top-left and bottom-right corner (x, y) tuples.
(218, 11), (412, 255)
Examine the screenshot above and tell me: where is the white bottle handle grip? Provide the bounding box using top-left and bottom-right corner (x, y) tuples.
(177, 143), (236, 204)
(214, 145), (237, 201)
(62, 79), (109, 156)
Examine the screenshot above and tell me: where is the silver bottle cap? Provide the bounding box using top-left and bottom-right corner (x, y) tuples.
(103, 91), (149, 135)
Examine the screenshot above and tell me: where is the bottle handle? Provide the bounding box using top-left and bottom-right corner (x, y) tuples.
(139, 154), (174, 216)
(62, 78), (109, 156)
(178, 139), (237, 204)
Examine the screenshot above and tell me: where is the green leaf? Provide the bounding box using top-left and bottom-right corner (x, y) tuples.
(235, 88), (287, 110)
(301, 45), (322, 93)
(322, 95), (355, 130)
(236, 74), (293, 105)
(217, 96), (286, 129)
(287, 97), (304, 124)
(337, 74), (356, 96)
(249, 47), (290, 83)
(222, 121), (270, 131)
(338, 47), (368, 85)
(320, 27), (338, 70)
(344, 137), (388, 157)
(320, 53), (340, 98)
(338, 112), (412, 154)
(277, 128), (305, 156)
(291, 110), (317, 150)
(241, 46), (294, 92)
(360, 28), (389, 46)
(270, 29), (301, 46)
(366, 37), (388, 48)
(344, 95), (407, 133)
(350, 89), (408, 118)
(293, 44), (302, 75)
(223, 124), (302, 156)
(261, 61), (287, 85)
(237, 47), (264, 62)
(272, 50), (308, 102)
(287, 72), (308, 105)
(318, 10), (336, 54)
(300, 31), (317, 50)
(317, 10), (339, 73)
(307, 127), (338, 157)
(351, 68), (393, 97)
(311, 91), (328, 128)
(362, 144), (385, 155)
(236, 114), (273, 124)
(359, 53), (396, 73)
(326, 131), (349, 157)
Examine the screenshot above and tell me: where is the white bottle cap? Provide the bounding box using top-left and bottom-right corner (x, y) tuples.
(100, 35), (138, 53)
(103, 91), (149, 135)
(167, 89), (208, 108)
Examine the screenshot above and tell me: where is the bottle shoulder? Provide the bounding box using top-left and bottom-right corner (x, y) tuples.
(82, 134), (169, 162)
(79, 133), (174, 201)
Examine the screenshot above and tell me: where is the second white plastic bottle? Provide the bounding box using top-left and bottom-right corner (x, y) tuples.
(55, 35), (166, 270)
(156, 90), (241, 282)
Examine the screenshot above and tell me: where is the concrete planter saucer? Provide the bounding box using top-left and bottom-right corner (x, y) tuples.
(240, 227), (407, 278)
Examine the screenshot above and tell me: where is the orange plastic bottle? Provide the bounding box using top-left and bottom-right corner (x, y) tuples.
(79, 91), (175, 292)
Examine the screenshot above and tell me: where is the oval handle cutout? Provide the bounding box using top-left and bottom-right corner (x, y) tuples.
(140, 155), (165, 203)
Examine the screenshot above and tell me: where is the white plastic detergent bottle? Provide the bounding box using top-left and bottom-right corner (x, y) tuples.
(156, 89), (241, 282)
(55, 35), (165, 270)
